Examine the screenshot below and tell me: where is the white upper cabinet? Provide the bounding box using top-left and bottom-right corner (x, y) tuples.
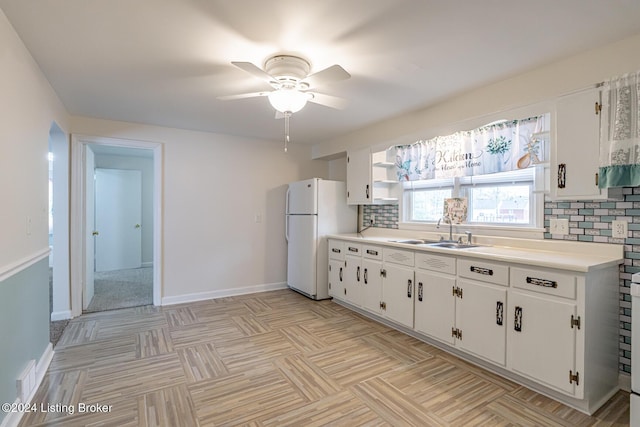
(346, 147), (400, 205)
(553, 88), (621, 200)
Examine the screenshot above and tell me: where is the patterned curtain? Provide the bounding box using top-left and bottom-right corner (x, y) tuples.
(599, 71), (640, 188)
(395, 116), (545, 181)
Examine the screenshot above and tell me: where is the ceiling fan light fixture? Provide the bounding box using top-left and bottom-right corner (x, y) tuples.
(268, 88), (308, 113)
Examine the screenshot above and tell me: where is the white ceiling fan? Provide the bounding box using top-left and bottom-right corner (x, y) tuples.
(218, 54), (351, 151)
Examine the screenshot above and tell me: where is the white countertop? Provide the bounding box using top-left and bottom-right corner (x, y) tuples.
(328, 232), (624, 273)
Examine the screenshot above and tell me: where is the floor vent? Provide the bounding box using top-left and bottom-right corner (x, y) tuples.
(16, 359), (36, 402)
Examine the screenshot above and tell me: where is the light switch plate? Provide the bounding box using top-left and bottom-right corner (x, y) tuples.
(550, 218), (569, 236)
(612, 220), (628, 239)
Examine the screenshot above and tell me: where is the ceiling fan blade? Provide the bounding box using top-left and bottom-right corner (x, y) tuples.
(217, 91), (270, 101)
(231, 61), (277, 83)
(307, 92), (349, 110)
(302, 65), (350, 89)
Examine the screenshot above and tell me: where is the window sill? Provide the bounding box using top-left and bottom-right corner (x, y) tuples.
(398, 221), (546, 240)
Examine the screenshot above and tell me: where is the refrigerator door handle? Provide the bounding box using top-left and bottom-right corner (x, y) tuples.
(285, 187), (290, 242)
(285, 215), (289, 242)
(285, 187), (291, 215)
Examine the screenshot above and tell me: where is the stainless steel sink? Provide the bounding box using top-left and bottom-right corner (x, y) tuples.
(426, 241), (480, 249)
(391, 239), (429, 245)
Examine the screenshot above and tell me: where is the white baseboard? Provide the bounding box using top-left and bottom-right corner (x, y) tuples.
(161, 282), (288, 306)
(619, 372), (631, 393)
(0, 344), (54, 427)
(50, 310), (72, 321)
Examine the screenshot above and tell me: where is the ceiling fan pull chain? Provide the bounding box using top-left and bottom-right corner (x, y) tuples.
(284, 112), (291, 152)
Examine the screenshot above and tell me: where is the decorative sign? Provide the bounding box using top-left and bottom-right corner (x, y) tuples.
(444, 198), (468, 224)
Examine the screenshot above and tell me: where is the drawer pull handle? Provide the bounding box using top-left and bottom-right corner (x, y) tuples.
(407, 279), (412, 298)
(470, 266), (493, 276)
(496, 301), (504, 326)
(357, 266), (361, 282)
(526, 276), (558, 288)
(418, 282), (423, 302)
(331, 248), (341, 253)
(514, 306), (523, 332)
(366, 249), (378, 256)
(348, 247), (359, 253)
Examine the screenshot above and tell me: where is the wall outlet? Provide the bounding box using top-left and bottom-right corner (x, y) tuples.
(550, 218), (569, 236)
(612, 220), (628, 239)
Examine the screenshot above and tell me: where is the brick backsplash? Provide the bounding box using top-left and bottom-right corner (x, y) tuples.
(366, 196), (635, 375)
(363, 204), (399, 229)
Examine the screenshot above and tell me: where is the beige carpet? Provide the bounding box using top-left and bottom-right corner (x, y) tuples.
(85, 267), (153, 312)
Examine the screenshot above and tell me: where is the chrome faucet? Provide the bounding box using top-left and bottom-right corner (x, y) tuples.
(465, 231), (473, 245)
(436, 217), (454, 242)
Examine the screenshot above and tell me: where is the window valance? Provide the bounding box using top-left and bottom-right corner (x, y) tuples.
(395, 116), (546, 181)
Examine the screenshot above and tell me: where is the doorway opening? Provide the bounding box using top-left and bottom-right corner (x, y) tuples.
(70, 136), (163, 317)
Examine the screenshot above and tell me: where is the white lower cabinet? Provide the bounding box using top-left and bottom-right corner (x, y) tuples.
(456, 279), (507, 366)
(362, 258), (383, 314)
(327, 240), (345, 300)
(509, 290), (578, 395)
(328, 259), (344, 299)
(328, 238), (619, 414)
(381, 262), (415, 328)
(415, 270), (456, 345)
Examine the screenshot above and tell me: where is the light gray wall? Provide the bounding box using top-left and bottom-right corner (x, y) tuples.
(94, 152), (154, 265)
(0, 8), (69, 421)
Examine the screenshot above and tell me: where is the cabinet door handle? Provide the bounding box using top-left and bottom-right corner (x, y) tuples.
(558, 163), (566, 189)
(496, 301), (504, 326)
(514, 306), (523, 332)
(407, 279), (412, 298)
(339, 267), (343, 282)
(366, 184), (370, 199)
(357, 266), (361, 282)
(418, 282), (423, 302)
(470, 266), (493, 276)
(364, 268), (368, 284)
(526, 276), (558, 288)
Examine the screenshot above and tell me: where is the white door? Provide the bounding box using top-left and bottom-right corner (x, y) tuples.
(287, 214), (317, 296)
(287, 179), (318, 214)
(344, 255), (362, 306)
(414, 270), (455, 345)
(346, 147), (372, 205)
(509, 291), (577, 395)
(94, 168), (142, 272)
(382, 264), (414, 328)
(456, 280), (507, 366)
(362, 258), (383, 314)
(328, 259), (344, 299)
(84, 147), (96, 309)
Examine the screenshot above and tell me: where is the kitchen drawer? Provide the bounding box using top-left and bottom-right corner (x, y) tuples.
(345, 243), (363, 256)
(415, 252), (455, 275)
(458, 258), (508, 286)
(328, 240), (345, 260)
(383, 248), (414, 267)
(363, 245), (382, 260)
(511, 267), (576, 300)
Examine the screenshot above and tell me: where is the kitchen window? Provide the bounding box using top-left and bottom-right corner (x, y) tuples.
(403, 167), (540, 228)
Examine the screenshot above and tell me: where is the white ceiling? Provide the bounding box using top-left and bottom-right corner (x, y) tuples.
(3, 1), (640, 145)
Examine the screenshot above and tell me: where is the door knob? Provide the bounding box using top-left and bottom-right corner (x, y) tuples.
(92, 231), (99, 236)
(135, 224), (141, 229)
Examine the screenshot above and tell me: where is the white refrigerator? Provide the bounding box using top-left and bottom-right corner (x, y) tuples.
(286, 178), (357, 300)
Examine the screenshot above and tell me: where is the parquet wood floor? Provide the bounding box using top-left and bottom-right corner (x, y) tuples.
(20, 289), (629, 426)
